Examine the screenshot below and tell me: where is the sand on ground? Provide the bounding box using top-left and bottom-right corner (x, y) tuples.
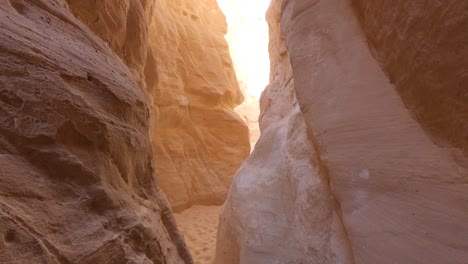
(174, 205), (221, 264)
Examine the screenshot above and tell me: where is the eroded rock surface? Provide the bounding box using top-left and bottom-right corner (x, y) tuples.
(150, 0), (250, 211)
(217, 0), (468, 263)
(0, 1), (190, 263)
(66, 0), (250, 212)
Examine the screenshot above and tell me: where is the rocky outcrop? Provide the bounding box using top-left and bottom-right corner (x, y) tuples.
(217, 0), (468, 263)
(0, 0), (191, 263)
(65, 0), (250, 212)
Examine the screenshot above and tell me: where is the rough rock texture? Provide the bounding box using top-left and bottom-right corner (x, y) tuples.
(217, 0), (468, 263)
(0, 0), (191, 263)
(65, 0), (250, 212)
(149, 0), (250, 211)
(65, 0), (156, 93)
(150, 0), (250, 211)
(352, 0), (468, 156)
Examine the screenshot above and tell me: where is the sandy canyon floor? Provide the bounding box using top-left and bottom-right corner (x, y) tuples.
(174, 206), (221, 264)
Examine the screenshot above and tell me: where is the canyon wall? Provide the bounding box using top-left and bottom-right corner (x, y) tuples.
(216, 1), (352, 262)
(66, 0), (250, 212)
(0, 0), (191, 263)
(0, 0), (249, 262)
(148, 0), (250, 211)
(217, 0), (468, 263)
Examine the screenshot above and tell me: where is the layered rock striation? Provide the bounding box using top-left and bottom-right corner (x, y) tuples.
(0, 0), (251, 261)
(0, 0), (191, 263)
(217, 0), (468, 263)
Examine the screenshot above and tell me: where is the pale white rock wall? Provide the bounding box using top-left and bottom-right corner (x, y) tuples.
(215, 1), (352, 262)
(217, 0), (468, 263)
(284, 0), (468, 262)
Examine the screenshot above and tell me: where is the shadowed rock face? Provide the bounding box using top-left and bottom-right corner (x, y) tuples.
(66, 0), (250, 212)
(352, 0), (468, 156)
(65, 0), (153, 92)
(217, 0), (468, 263)
(0, 0), (191, 263)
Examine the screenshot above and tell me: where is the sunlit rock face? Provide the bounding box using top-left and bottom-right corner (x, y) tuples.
(149, 0), (250, 212)
(217, 0), (468, 263)
(217, 0), (271, 149)
(0, 0), (190, 263)
(67, 0), (251, 212)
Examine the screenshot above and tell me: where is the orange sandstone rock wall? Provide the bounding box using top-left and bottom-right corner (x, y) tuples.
(217, 0), (468, 263)
(149, 0), (250, 212)
(0, 0), (190, 263)
(66, 0), (250, 212)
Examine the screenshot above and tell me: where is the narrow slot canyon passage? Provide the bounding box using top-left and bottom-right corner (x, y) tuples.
(172, 1), (271, 263)
(1, 0), (468, 263)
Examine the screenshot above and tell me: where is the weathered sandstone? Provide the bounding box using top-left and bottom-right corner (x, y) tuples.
(66, 0), (250, 212)
(0, 0), (190, 263)
(218, 0), (468, 263)
(149, 0), (250, 211)
(65, 0), (155, 93)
